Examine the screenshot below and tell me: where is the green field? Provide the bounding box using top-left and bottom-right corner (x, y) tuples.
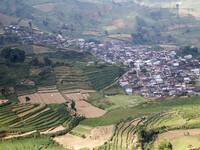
(0, 102), (80, 135)
(105, 95), (148, 111)
(0, 133), (66, 150)
(170, 135), (200, 150)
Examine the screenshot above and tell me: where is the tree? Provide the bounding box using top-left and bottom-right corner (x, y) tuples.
(176, 4), (179, 18)
(43, 57), (52, 66)
(25, 97), (31, 102)
(141, 68), (147, 73)
(29, 21), (32, 28)
(71, 101), (76, 110)
(1, 48), (25, 63)
(158, 140), (172, 150)
(30, 58), (39, 66)
(105, 30), (109, 36)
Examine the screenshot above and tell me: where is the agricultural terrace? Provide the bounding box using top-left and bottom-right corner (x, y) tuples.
(75, 63), (124, 91)
(18, 86), (67, 104)
(61, 89), (106, 118)
(0, 102), (81, 137)
(80, 96), (200, 149)
(154, 129), (200, 150)
(54, 66), (92, 91)
(54, 125), (114, 150)
(99, 117), (147, 150)
(0, 133), (66, 150)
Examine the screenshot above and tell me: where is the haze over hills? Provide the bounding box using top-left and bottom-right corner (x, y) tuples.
(1, 0), (200, 46)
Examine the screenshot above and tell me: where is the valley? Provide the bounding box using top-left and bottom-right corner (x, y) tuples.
(1, 0), (200, 150)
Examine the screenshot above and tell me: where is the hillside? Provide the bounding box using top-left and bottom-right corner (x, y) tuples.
(0, 0), (200, 46)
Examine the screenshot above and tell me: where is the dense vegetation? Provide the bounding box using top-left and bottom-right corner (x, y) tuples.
(0, 133), (66, 150)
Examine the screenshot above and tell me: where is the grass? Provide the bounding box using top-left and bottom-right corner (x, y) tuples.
(103, 83), (126, 96)
(105, 95), (149, 111)
(73, 125), (92, 134)
(81, 96), (200, 127)
(169, 135), (200, 150)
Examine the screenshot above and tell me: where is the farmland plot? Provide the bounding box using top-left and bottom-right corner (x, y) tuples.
(54, 66), (92, 91)
(75, 100), (107, 118)
(54, 125), (114, 150)
(18, 87), (67, 104)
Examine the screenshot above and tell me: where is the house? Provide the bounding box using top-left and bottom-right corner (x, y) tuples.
(125, 88), (133, 95)
(184, 55), (192, 59)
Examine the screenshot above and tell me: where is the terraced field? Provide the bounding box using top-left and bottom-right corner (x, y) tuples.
(86, 66), (124, 91)
(0, 102), (76, 137)
(54, 66), (92, 91)
(0, 134), (65, 150)
(18, 86), (67, 104)
(97, 117), (147, 150)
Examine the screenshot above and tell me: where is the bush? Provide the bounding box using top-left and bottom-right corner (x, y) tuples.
(1, 48), (25, 63)
(158, 140), (172, 150)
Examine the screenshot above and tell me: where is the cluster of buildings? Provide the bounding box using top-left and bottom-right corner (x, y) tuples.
(6, 26), (200, 97)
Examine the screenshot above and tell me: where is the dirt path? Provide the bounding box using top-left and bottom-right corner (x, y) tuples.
(54, 125), (114, 150)
(10, 108), (50, 127)
(3, 130), (37, 139)
(154, 129), (200, 146)
(40, 125), (65, 134)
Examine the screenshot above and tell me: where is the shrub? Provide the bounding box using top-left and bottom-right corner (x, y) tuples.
(158, 140), (172, 150)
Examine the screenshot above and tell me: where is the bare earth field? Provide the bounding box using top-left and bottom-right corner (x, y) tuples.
(154, 129), (200, 146)
(0, 13), (19, 25)
(33, 3), (56, 12)
(108, 34), (132, 41)
(18, 87), (67, 104)
(54, 125), (114, 150)
(0, 100), (9, 105)
(75, 100), (107, 118)
(18, 92), (66, 104)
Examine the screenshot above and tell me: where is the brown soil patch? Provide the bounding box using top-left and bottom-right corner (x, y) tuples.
(33, 3), (56, 12)
(103, 26), (117, 31)
(167, 23), (200, 31)
(18, 19), (39, 30)
(0, 100), (9, 105)
(75, 100), (107, 118)
(82, 31), (101, 36)
(54, 125), (114, 150)
(0, 29), (5, 35)
(112, 19), (125, 28)
(40, 125), (65, 134)
(62, 89), (96, 94)
(20, 79), (35, 86)
(4, 130), (37, 139)
(160, 45), (179, 50)
(0, 13), (19, 25)
(32, 45), (53, 54)
(30, 68), (41, 75)
(81, 10), (101, 21)
(108, 34), (132, 41)
(18, 92), (67, 104)
(154, 129), (200, 146)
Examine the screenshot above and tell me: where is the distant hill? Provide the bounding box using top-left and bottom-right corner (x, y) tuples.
(0, 0), (200, 46)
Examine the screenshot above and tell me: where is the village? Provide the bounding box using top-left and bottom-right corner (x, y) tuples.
(5, 26), (200, 97)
